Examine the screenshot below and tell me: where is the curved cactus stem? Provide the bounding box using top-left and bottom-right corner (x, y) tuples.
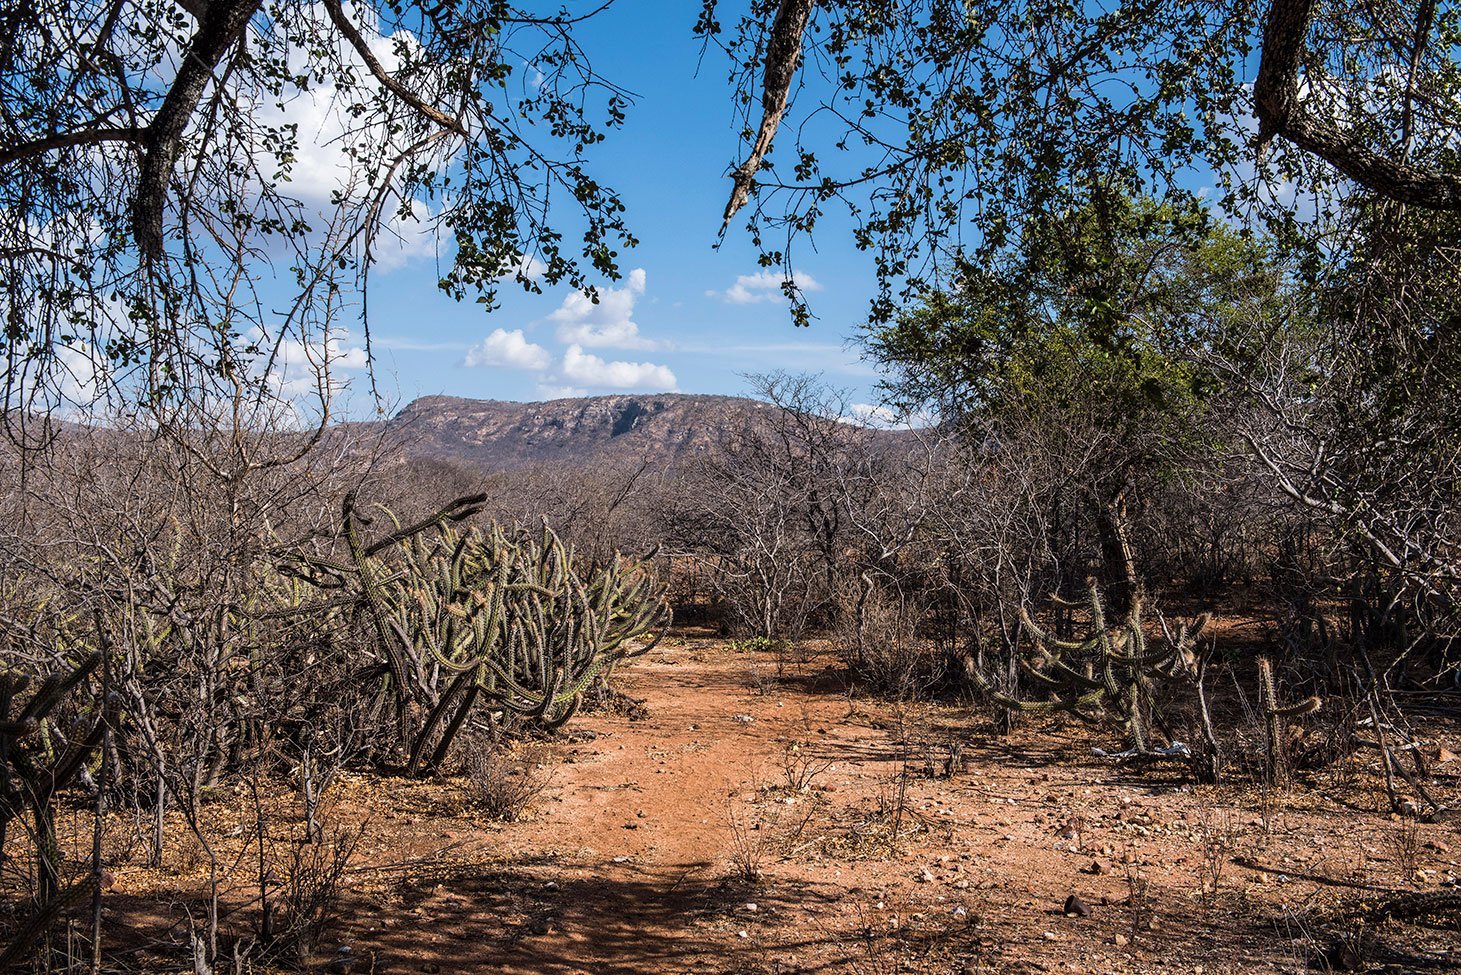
(406, 667), (476, 776)
(1017, 606), (1099, 653)
(991, 687), (1104, 714)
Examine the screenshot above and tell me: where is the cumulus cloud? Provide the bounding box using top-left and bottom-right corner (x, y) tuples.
(464, 328), (551, 371)
(708, 269), (823, 305)
(850, 402), (899, 429)
(549, 267), (657, 349)
(560, 344), (676, 391)
(246, 3), (450, 273)
(455, 269), (672, 391)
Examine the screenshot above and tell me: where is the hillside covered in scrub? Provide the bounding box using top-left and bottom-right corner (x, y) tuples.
(379, 393), (785, 470)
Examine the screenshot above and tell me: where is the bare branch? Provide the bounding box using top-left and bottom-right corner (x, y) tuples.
(322, 0), (469, 138)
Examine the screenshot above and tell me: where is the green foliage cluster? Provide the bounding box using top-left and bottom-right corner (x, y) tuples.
(869, 193), (1285, 452)
(705, 0), (1461, 330)
(726, 635), (790, 654)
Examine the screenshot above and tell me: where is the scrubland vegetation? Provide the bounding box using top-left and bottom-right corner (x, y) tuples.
(2, 313), (1458, 970)
(5, 0), (1461, 970)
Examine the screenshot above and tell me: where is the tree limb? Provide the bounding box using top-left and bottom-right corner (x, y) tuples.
(322, 0), (468, 138)
(720, 0), (814, 233)
(1253, 0), (1461, 210)
(132, 0), (262, 260)
(0, 127), (147, 169)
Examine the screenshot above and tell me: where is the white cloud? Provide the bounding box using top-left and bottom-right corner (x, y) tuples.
(515, 254), (549, 280)
(534, 382), (588, 400)
(850, 403), (899, 429)
(10, 342), (117, 420)
(850, 402), (935, 430)
(369, 198), (439, 272)
(263, 327), (369, 401)
(560, 344), (676, 391)
(708, 269), (824, 305)
(464, 328), (551, 371)
(52, 344), (104, 408)
(549, 267), (657, 349)
(249, 3), (450, 271)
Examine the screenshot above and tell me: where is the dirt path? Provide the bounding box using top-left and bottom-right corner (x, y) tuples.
(322, 636), (1460, 974)
(358, 643), (868, 974)
(103, 633), (1461, 973)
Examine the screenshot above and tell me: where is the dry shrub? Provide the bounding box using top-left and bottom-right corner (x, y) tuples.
(724, 798), (777, 884)
(777, 739), (834, 793)
(269, 824), (362, 965)
(464, 738), (555, 822)
(836, 581), (942, 700)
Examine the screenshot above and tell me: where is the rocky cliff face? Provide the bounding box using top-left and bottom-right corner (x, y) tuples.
(383, 393), (777, 470)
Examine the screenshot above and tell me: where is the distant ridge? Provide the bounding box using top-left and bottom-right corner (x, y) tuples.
(380, 393), (779, 471)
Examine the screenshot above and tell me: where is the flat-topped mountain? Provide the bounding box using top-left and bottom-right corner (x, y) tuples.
(382, 393), (779, 470)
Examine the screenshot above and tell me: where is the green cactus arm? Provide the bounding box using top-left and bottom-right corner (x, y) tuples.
(18, 653), (100, 723)
(1017, 659), (1067, 688)
(538, 691), (583, 730)
(406, 667), (477, 774)
(1018, 606), (1101, 653)
(1025, 640), (1106, 689)
(991, 687), (1105, 713)
(426, 679), (484, 772)
(1025, 654), (1106, 691)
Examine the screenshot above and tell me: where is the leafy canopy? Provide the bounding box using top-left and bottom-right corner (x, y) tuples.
(870, 192), (1290, 452)
(1, 0), (634, 420)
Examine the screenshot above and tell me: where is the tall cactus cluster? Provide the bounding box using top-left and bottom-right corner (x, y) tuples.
(969, 581), (1207, 754)
(284, 493), (671, 774)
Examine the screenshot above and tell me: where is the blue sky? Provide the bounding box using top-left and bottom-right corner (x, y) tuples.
(347, 3), (885, 413)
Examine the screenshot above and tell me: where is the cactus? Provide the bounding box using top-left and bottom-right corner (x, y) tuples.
(1257, 655), (1322, 785)
(969, 580), (1207, 754)
(968, 500), (1208, 755)
(282, 493), (671, 774)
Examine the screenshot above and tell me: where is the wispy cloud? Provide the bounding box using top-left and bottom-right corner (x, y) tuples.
(707, 269), (823, 305)
(534, 382), (587, 400)
(373, 337), (471, 353)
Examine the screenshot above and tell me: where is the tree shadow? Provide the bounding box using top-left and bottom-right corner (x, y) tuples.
(334, 861), (859, 974)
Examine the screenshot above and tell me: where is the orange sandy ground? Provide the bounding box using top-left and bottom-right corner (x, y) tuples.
(29, 633), (1461, 973)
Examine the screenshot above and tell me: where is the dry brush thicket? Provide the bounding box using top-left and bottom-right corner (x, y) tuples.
(0, 418), (671, 970)
(661, 369), (1459, 804)
(1, 351), (1458, 970)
